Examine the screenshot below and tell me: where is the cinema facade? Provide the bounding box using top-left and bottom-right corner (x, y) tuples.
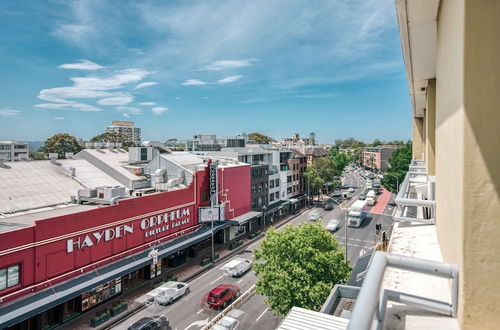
(0, 151), (252, 329)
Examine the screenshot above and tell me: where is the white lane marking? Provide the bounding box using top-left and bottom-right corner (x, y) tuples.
(210, 275), (223, 285)
(237, 279), (243, 283)
(256, 308), (269, 322)
(196, 309), (204, 315)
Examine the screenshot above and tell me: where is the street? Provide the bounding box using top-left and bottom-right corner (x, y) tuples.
(111, 171), (394, 330)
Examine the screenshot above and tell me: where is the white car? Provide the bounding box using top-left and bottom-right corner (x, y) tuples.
(348, 188), (355, 193)
(308, 210), (321, 221)
(150, 281), (190, 305)
(325, 219), (340, 232)
(222, 258), (252, 277)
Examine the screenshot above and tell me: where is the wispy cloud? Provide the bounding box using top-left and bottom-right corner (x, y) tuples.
(123, 113), (130, 118)
(152, 106), (168, 115)
(134, 81), (158, 89)
(37, 68), (150, 111)
(97, 96), (134, 105)
(116, 106), (142, 115)
(182, 79), (207, 86)
(53, 117), (64, 120)
(200, 59), (257, 71)
(58, 59), (104, 70)
(139, 102), (156, 106)
(0, 108), (21, 117)
(216, 75), (242, 84)
(174, 97), (181, 100)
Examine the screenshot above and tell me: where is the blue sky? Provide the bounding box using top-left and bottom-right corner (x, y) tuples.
(0, 0), (411, 144)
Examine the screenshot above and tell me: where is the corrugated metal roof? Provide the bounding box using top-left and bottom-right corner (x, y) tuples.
(276, 307), (348, 330)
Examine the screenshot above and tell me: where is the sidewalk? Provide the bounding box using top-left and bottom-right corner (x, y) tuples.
(63, 207), (306, 330)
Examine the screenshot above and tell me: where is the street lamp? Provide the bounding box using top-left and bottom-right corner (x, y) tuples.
(385, 173), (400, 194)
(261, 205), (267, 232)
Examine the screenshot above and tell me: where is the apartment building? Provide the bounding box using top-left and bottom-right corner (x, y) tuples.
(361, 145), (399, 172)
(0, 141), (28, 162)
(186, 134), (247, 151)
(105, 121), (141, 145)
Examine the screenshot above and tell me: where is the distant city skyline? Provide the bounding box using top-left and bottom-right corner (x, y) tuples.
(0, 0), (411, 144)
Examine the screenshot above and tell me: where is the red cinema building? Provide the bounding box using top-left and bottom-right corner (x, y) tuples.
(0, 147), (253, 329)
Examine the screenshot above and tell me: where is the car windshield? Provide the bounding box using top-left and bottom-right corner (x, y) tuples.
(209, 292), (221, 299)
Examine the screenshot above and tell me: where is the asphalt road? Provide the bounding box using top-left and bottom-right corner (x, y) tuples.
(111, 171), (394, 330)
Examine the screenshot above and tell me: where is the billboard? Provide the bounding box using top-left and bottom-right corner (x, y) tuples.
(198, 204), (225, 223)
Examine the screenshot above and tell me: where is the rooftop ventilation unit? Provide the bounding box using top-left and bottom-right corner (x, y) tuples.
(115, 142), (122, 149)
(65, 152), (74, 159)
(85, 142), (94, 149)
(105, 142), (115, 150)
(48, 153), (58, 163)
(0, 159), (4, 168)
(94, 142), (103, 149)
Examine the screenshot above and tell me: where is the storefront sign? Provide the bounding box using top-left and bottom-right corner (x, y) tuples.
(66, 206), (192, 253)
(67, 224), (133, 253)
(210, 162), (217, 199)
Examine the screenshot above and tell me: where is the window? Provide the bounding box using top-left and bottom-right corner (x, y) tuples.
(0, 264), (19, 290)
(275, 179), (280, 186)
(270, 180), (275, 189)
(270, 194), (275, 202)
(140, 147), (148, 161)
(275, 192), (279, 199)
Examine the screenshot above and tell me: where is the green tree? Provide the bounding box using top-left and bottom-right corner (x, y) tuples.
(330, 149), (350, 176)
(90, 132), (135, 150)
(253, 223), (351, 316)
(382, 142), (412, 193)
(371, 138), (384, 147)
(29, 150), (47, 160)
(247, 132), (275, 144)
(41, 133), (82, 159)
(304, 157), (338, 199)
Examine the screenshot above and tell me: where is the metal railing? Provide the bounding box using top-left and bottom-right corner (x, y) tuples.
(394, 160), (436, 224)
(347, 252), (459, 330)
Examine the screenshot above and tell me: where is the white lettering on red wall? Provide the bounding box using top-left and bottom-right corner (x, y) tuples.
(67, 224), (133, 253)
(65, 207), (192, 253)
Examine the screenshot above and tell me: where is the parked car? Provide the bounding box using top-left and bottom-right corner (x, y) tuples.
(128, 316), (170, 330)
(221, 258), (252, 277)
(207, 284), (241, 310)
(332, 191), (341, 198)
(359, 193), (366, 200)
(323, 202), (334, 210)
(148, 281), (190, 305)
(213, 309), (245, 330)
(325, 219), (340, 232)
(348, 188), (355, 193)
(308, 210), (321, 221)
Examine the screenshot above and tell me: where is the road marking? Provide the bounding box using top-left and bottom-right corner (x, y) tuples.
(183, 318), (208, 330)
(256, 308), (269, 322)
(196, 309), (204, 315)
(209, 275), (223, 285)
(237, 279), (243, 283)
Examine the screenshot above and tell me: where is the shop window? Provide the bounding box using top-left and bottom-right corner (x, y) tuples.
(81, 278), (122, 312)
(63, 296), (82, 321)
(0, 264), (19, 291)
(41, 306), (59, 329)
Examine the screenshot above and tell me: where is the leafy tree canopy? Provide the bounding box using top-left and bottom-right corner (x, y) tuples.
(381, 142), (412, 193)
(41, 133), (82, 159)
(330, 149), (350, 177)
(90, 132), (135, 150)
(334, 137), (366, 150)
(247, 132), (275, 144)
(253, 223), (351, 316)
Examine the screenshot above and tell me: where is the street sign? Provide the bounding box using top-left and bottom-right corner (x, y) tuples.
(148, 248), (159, 264)
(209, 162), (218, 200)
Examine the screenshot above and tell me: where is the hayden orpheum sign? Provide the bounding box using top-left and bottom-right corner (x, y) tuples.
(66, 207), (192, 253)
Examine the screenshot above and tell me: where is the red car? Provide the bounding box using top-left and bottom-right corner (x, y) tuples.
(207, 284), (241, 309)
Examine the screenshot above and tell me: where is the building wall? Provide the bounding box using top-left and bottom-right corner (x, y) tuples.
(461, 0), (500, 327)
(435, 0), (466, 323)
(287, 159), (300, 196)
(412, 117), (424, 160)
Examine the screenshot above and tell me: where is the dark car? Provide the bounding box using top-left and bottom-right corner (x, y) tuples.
(359, 193), (366, 200)
(323, 202), (334, 210)
(128, 316), (170, 330)
(207, 284), (241, 310)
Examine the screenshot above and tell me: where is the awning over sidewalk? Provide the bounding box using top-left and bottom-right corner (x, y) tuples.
(228, 211), (262, 225)
(0, 221), (232, 328)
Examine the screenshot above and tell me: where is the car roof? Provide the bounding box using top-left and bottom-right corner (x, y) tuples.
(129, 316), (166, 329)
(210, 284), (237, 295)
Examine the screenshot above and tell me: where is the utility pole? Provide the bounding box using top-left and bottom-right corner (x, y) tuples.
(344, 208), (348, 262)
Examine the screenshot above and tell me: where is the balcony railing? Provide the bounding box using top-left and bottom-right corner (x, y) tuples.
(347, 252), (459, 330)
(394, 159), (436, 224)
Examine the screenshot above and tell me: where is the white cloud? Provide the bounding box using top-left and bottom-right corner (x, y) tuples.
(134, 81), (158, 89)
(116, 106), (142, 114)
(58, 59), (104, 70)
(182, 79), (207, 86)
(98, 96), (134, 105)
(139, 102), (156, 106)
(174, 97), (181, 100)
(202, 96), (209, 99)
(36, 101), (102, 112)
(200, 59), (257, 71)
(152, 106), (168, 115)
(216, 75), (243, 84)
(0, 108), (21, 117)
(123, 113), (130, 118)
(53, 117), (65, 120)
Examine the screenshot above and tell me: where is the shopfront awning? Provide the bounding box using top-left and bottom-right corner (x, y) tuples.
(228, 211), (262, 225)
(0, 221), (232, 328)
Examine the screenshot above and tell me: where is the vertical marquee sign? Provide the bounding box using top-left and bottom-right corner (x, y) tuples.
(209, 161), (218, 206)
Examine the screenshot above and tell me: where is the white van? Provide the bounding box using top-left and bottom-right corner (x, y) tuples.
(221, 258), (252, 277)
(308, 210), (321, 221)
(366, 190), (376, 206)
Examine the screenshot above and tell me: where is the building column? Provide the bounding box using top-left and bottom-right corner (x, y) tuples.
(412, 116), (424, 160)
(425, 79), (436, 175)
